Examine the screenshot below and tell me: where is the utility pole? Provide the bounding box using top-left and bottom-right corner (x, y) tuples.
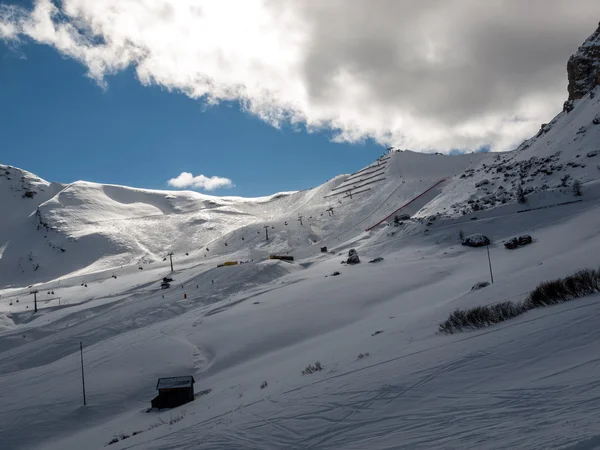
(30, 290), (38, 313)
(297, 215), (303, 226)
(80, 342), (87, 406)
(167, 252), (174, 272)
(486, 245), (494, 284)
(263, 225), (269, 241)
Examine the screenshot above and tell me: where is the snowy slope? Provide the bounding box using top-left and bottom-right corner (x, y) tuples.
(2, 24), (600, 450)
(2, 187), (600, 450)
(0, 150), (485, 288)
(3, 83), (598, 289)
(1, 102), (599, 448)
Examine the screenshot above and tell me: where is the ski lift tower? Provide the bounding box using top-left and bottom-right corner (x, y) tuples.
(30, 289), (39, 313)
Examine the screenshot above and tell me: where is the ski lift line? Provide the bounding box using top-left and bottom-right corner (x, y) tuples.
(332, 172), (386, 194)
(341, 165), (388, 184)
(331, 168), (387, 192)
(343, 188), (372, 197)
(334, 165), (387, 187)
(323, 177), (387, 198)
(345, 162), (386, 178)
(365, 178), (447, 232)
(348, 157), (390, 177)
(329, 181), (406, 241)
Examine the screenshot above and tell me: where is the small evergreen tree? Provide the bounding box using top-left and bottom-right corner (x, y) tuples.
(516, 184), (526, 204)
(393, 215), (401, 226)
(572, 179), (582, 196)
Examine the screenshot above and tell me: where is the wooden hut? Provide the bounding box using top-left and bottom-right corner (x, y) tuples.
(151, 376), (195, 409)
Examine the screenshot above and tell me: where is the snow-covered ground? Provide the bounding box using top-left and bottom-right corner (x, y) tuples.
(1, 87), (600, 449)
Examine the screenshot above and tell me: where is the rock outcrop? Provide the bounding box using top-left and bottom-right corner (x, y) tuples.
(567, 22), (600, 100)
(462, 234), (491, 248)
(347, 249), (360, 264)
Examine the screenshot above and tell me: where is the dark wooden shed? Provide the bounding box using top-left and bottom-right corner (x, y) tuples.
(151, 376), (195, 409)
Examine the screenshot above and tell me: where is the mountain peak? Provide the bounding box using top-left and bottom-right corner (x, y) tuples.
(567, 22), (600, 100)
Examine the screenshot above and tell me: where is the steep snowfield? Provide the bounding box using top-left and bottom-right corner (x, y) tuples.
(1, 85), (600, 450)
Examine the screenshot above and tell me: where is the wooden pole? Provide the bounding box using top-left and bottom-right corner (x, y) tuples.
(31, 290), (38, 313)
(486, 245), (494, 284)
(168, 252), (174, 272)
(80, 342), (87, 406)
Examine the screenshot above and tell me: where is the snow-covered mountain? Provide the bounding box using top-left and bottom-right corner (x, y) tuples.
(1, 22), (600, 450)
(0, 149), (490, 288)
(2, 71), (599, 288)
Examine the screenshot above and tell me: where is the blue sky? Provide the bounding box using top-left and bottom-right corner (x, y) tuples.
(0, 39), (384, 197)
(1, 1), (590, 197)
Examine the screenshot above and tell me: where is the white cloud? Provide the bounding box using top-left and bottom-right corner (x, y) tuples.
(167, 172), (233, 191)
(1, 0), (600, 152)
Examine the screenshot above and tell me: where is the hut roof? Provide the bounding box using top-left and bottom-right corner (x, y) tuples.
(156, 376), (195, 390)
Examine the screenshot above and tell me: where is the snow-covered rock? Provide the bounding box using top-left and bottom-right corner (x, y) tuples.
(462, 234), (491, 247)
(347, 249), (360, 265)
(471, 281), (490, 291)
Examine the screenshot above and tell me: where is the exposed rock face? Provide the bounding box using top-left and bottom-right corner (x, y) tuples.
(567, 22), (600, 100)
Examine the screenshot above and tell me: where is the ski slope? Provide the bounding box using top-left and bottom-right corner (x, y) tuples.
(0, 149), (485, 288)
(2, 186), (600, 450)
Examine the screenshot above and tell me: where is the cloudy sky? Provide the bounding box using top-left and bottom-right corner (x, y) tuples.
(1, 0), (599, 194)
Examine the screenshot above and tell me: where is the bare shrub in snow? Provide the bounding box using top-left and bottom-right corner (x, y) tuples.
(155, 413), (186, 426)
(440, 268), (600, 333)
(357, 352), (370, 359)
(107, 432), (130, 445)
(260, 381), (268, 389)
(572, 179), (583, 196)
(516, 184), (526, 204)
(302, 361), (323, 375)
(169, 413), (186, 425)
(525, 269), (600, 309)
(439, 301), (526, 334)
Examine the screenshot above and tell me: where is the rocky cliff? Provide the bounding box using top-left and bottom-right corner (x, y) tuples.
(567, 22), (600, 100)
